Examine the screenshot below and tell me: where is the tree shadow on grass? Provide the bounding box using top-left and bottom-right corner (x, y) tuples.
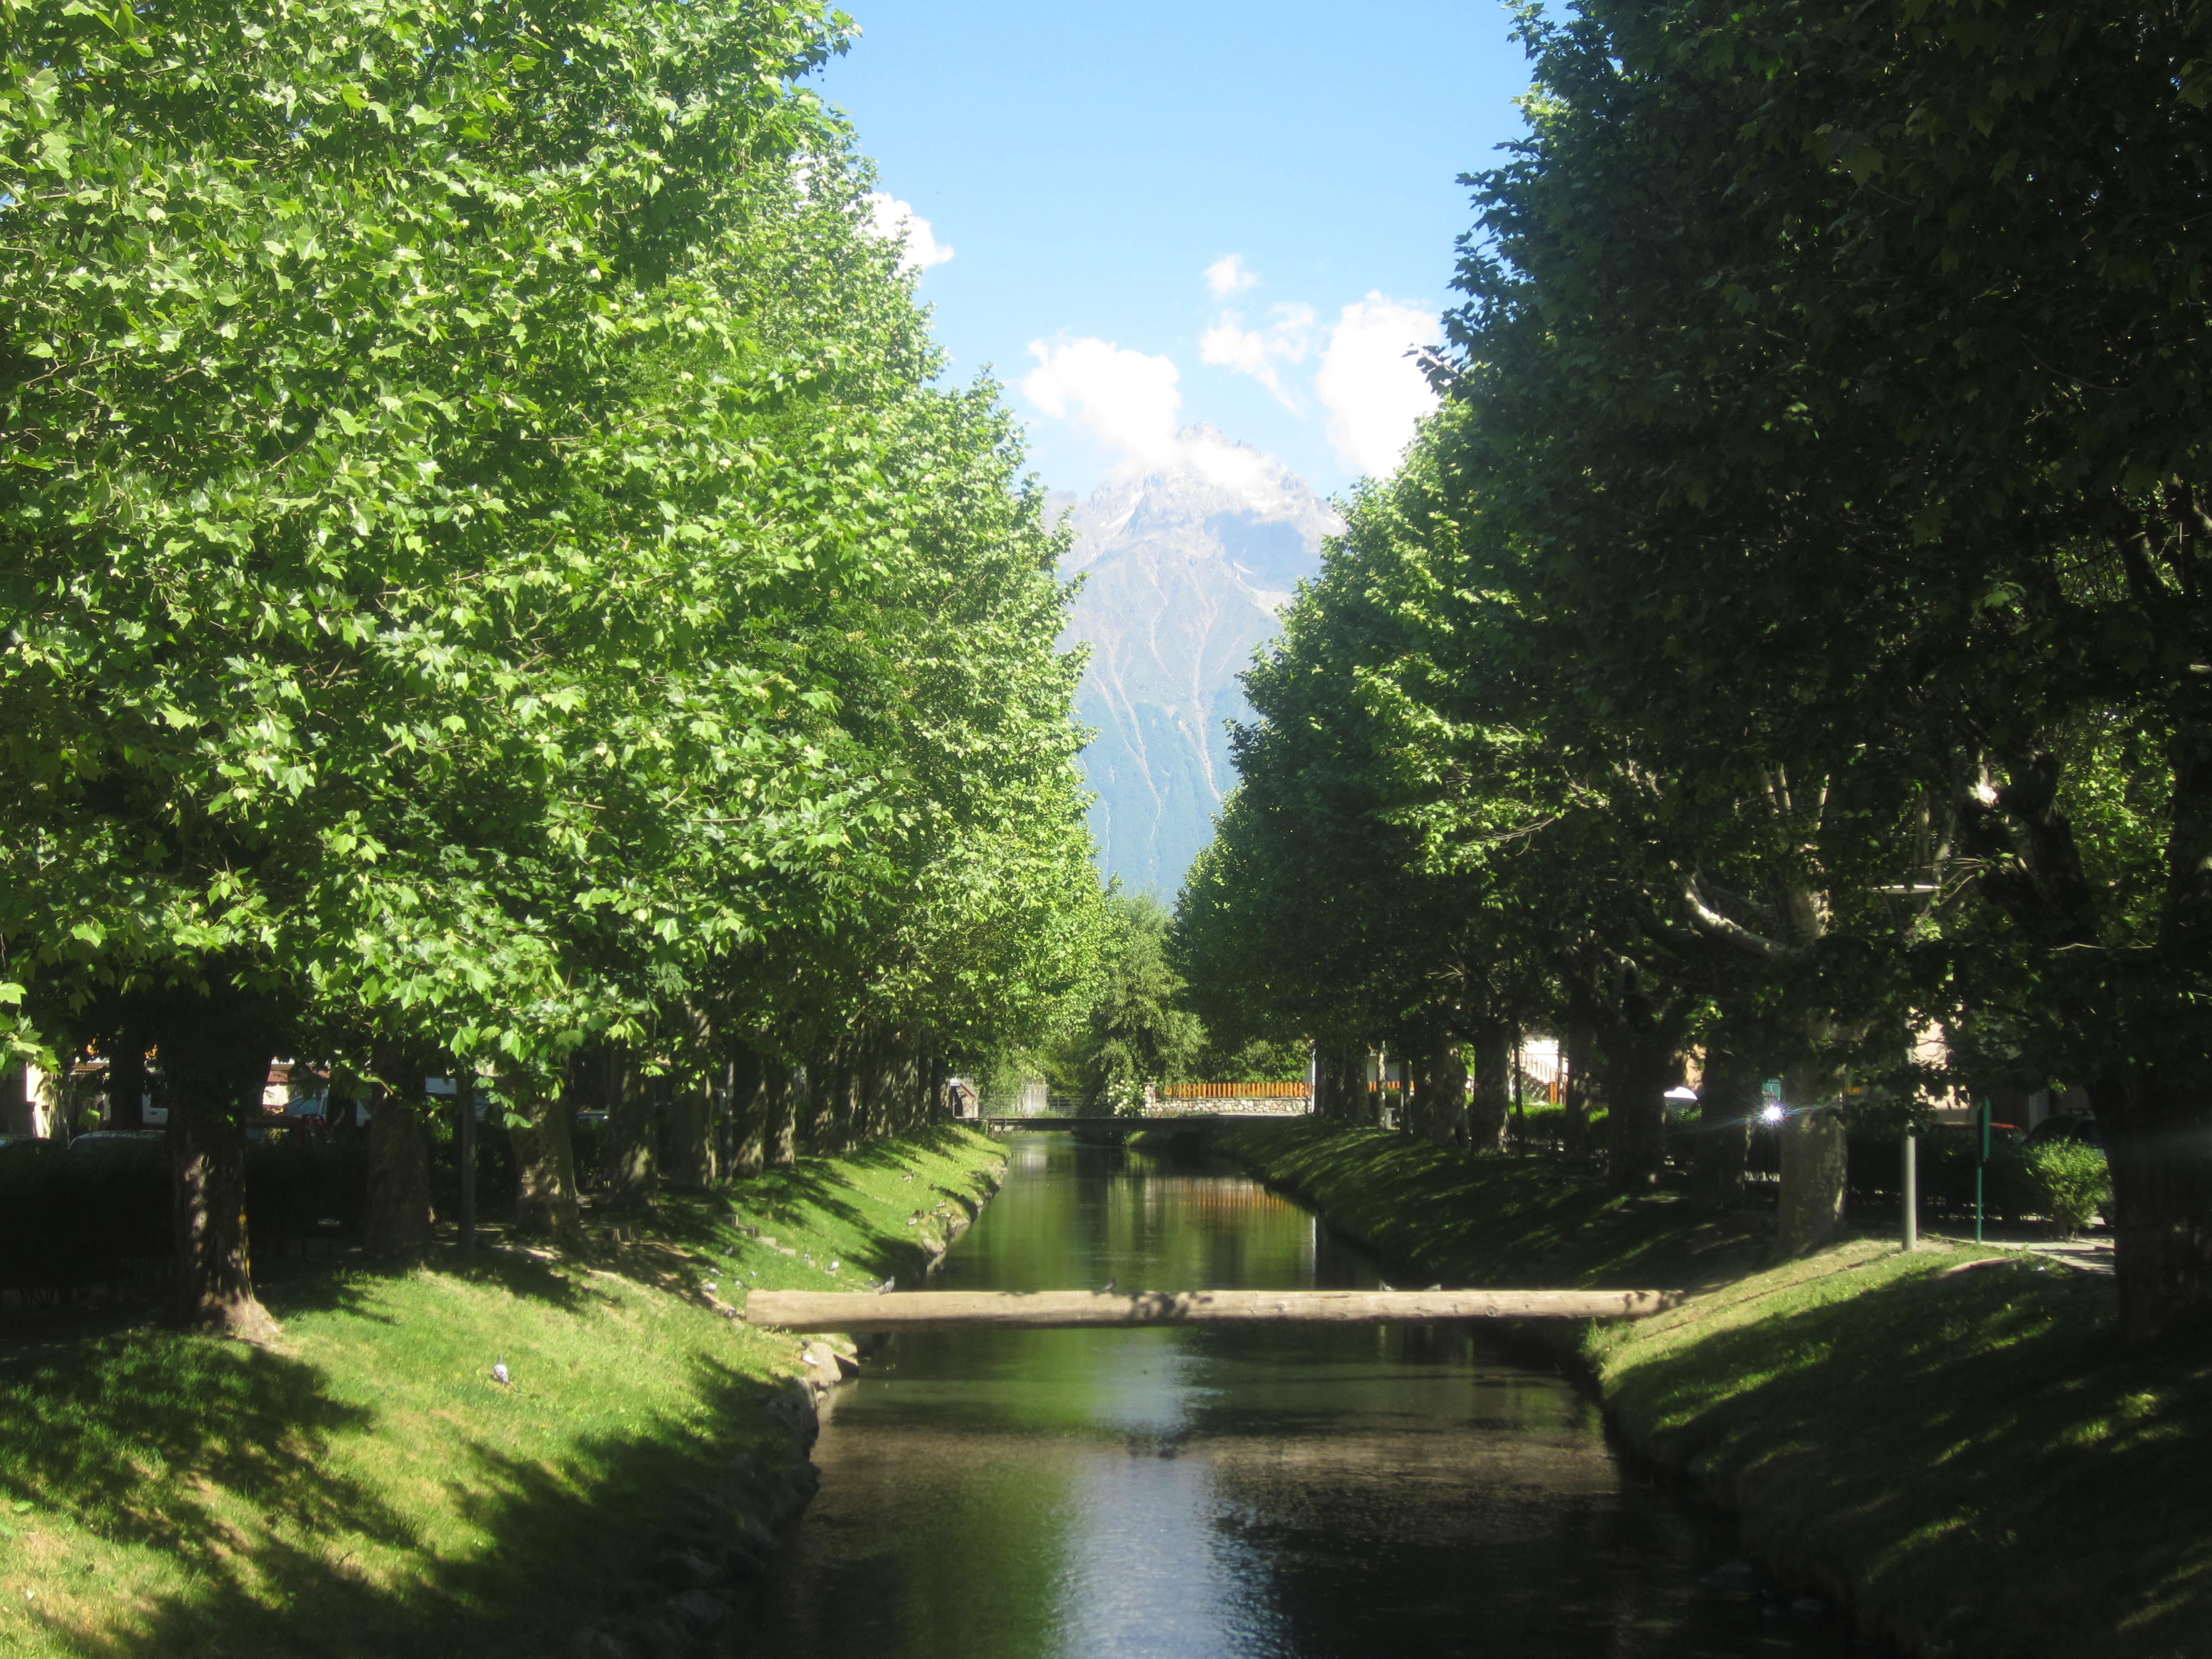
(0, 1130), (1010, 1655)
(262, 1243), (618, 1326)
(0, 1334), (404, 1566)
(6, 1329), (807, 1659)
(1609, 1260), (2212, 1657)
(657, 1141), (990, 1284)
(1241, 1125), (1756, 1292)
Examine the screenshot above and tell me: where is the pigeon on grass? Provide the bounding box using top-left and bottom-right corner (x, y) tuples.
(492, 1358), (511, 1387)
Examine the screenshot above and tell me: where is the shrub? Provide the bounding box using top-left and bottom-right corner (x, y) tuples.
(2020, 1141), (2111, 1237)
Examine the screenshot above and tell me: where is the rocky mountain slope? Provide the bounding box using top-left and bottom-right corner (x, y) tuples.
(1055, 428), (1340, 894)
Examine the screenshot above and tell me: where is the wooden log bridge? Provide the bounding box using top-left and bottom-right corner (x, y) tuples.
(744, 1287), (1683, 1332)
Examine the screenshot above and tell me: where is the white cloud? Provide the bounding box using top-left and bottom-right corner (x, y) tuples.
(1199, 302), (1316, 409)
(1203, 253), (1260, 300)
(1314, 292), (1441, 477)
(1176, 426), (1275, 499)
(1020, 336), (1297, 500)
(863, 192), (954, 274)
(1022, 336), (1183, 467)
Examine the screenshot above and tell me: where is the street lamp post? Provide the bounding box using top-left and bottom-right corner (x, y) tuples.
(1901, 1121), (1918, 1252)
(1974, 1096), (1991, 1244)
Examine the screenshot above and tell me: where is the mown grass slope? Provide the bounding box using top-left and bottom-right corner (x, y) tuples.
(0, 1125), (1004, 1659)
(1217, 1120), (2211, 1659)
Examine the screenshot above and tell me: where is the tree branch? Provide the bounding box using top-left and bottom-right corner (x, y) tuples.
(1681, 874), (1796, 962)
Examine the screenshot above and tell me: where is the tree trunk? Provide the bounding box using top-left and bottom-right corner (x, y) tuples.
(1309, 1049), (1337, 1119)
(326, 1065), (363, 1141)
(509, 1089), (582, 1243)
(1692, 1046), (1757, 1213)
(1773, 1059), (1848, 1255)
(822, 1053), (856, 1151)
(664, 1071), (716, 1188)
(1775, 1100), (1848, 1256)
(598, 1041), (658, 1203)
(925, 1055), (950, 1127)
(1562, 1021), (1595, 1162)
(1427, 1035), (1470, 1146)
(771, 1062), (804, 1164)
(163, 1034), (279, 1339)
(2096, 1070), (2212, 1341)
(1604, 1033), (1672, 1191)
(1467, 1021), (1511, 1154)
(107, 1037), (147, 1131)
(723, 1048), (769, 1174)
(366, 1055), (434, 1264)
(1406, 1046), (1441, 1142)
(1315, 1047), (1361, 1122)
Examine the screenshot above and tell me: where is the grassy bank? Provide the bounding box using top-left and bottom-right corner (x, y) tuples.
(0, 1125), (1005, 1659)
(1215, 1121), (2211, 1659)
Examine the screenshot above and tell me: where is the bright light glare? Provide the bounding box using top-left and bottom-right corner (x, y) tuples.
(1760, 1104), (1788, 1124)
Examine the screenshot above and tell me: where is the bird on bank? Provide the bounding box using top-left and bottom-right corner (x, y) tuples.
(492, 1359), (510, 1386)
(1102, 1279), (1118, 1294)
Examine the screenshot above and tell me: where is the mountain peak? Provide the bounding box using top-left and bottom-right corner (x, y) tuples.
(1058, 441), (1340, 894)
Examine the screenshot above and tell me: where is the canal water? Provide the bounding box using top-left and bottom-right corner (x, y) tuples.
(721, 1134), (1854, 1659)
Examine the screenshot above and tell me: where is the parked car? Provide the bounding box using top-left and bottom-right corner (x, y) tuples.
(68, 1130), (164, 1152)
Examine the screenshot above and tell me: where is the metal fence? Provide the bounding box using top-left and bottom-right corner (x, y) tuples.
(1157, 1081), (1312, 1101)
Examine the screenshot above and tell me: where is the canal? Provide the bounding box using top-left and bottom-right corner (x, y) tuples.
(721, 1133), (1853, 1658)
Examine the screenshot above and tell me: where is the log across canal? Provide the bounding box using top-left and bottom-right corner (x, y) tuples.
(744, 1287), (1684, 1332)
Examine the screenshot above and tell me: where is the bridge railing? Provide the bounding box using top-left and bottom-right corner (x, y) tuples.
(1157, 1081), (1312, 1102)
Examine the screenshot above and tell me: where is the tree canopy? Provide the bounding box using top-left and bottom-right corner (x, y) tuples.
(2, 0), (1102, 1327)
(1178, 0), (2212, 1339)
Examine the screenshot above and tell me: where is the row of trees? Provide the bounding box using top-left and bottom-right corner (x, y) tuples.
(1, 0), (1102, 1334)
(977, 892), (1305, 1114)
(1178, 1), (2212, 1340)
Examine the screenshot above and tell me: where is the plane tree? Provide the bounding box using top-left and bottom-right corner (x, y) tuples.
(0, 0), (1099, 1324)
(1436, 0), (2212, 1332)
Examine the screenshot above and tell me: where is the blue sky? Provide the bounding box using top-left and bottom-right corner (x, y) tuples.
(813, 2), (1540, 500)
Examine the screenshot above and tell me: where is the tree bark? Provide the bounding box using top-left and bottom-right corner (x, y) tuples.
(821, 1053), (856, 1151)
(664, 1070), (716, 1188)
(326, 1065), (363, 1141)
(162, 1030), (279, 1339)
(1604, 1034), (1673, 1191)
(509, 1089), (582, 1242)
(1692, 1046), (1757, 1213)
(2096, 1070), (2212, 1342)
(925, 1054), (951, 1128)
(1775, 1091), (1848, 1256)
(598, 1041), (658, 1203)
(723, 1047), (769, 1174)
(1427, 1035), (1470, 1147)
(1406, 1046), (1440, 1142)
(770, 1061), (803, 1165)
(1773, 1057), (1848, 1254)
(1316, 1047), (1365, 1123)
(1467, 1020), (1511, 1154)
(366, 1054), (434, 1264)
(1562, 1021), (1595, 1162)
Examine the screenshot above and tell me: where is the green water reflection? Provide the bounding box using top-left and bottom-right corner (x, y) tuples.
(721, 1135), (1849, 1658)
